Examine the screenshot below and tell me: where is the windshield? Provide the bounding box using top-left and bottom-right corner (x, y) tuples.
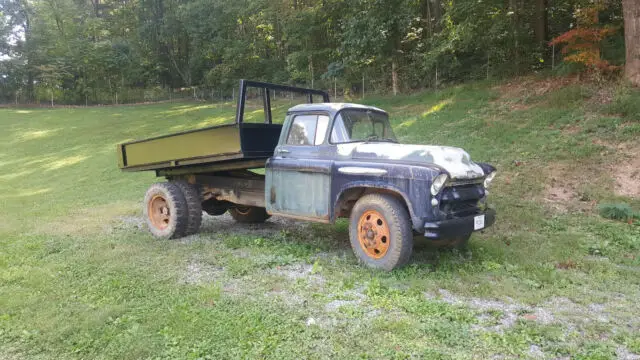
(330, 109), (397, 143)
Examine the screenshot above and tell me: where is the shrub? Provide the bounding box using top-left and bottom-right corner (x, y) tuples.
(598, 203), (636, 221)
(607, 85), (640, 121)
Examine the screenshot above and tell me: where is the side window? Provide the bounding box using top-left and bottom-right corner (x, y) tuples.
(287, 115), (318, 145)
(315, 115), (330, 145)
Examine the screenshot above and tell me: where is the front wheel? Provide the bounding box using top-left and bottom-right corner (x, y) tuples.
(228, 206), (271, 223)
(349, 194), (413, 271)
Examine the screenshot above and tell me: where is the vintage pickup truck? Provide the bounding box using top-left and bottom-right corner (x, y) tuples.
(118, 80), (496, 270)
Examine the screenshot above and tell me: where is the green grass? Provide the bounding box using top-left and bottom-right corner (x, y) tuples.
(1, 79), (640, 359)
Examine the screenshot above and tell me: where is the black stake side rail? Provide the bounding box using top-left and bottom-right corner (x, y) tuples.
(235, 80), (330, 124)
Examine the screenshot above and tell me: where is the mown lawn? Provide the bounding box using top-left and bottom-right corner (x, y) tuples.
(1, 78), (639, 359)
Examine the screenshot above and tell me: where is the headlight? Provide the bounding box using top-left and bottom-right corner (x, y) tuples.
(484, 171), (496, 188)
(431, 174), (449, 196)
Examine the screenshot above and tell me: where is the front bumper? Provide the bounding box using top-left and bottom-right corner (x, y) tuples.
(422, 208), (496, 239)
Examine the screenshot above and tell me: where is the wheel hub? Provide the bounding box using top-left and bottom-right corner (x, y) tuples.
(148, 195), (171, 230)
(357, 210), (390, 259)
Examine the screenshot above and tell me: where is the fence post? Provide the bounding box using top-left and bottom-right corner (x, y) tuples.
(487, 52), (490, 80)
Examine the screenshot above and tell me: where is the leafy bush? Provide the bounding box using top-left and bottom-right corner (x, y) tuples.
(598, 203), (636, 222)
(607, 85), (640, 121)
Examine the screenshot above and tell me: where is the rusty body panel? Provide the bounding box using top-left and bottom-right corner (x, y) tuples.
(196, 175), (266, 208)
(266, 159), (332, 220)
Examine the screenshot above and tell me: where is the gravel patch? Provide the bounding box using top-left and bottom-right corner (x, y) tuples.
(433, 289), (637, 335)
(181, 260), (225, 285)
(527, 344), (545, 359)
(617, 346), (640, 360)
(116, 215), (146, 230)
(324, 298), (362, 312)
(269, 263), (326, 286)
(200, 213), (310, 238)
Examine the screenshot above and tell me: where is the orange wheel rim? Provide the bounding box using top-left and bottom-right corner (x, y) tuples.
(357, 210), (390, 259)
(148, 195), (170, 230)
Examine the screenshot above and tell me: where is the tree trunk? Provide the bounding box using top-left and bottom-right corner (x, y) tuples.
(20, 0), (35, 102)
(391, 59), (399, 96)
(534, 0), (548, 44)
(623, 0), (640, 86)
(430, 0), (441, 32)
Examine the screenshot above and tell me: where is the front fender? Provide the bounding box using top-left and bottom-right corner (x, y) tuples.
(333, 181), (422, 230)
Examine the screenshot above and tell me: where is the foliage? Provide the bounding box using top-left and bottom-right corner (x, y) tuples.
(549, 1), (622, 74)
(0, 0), (627, 104)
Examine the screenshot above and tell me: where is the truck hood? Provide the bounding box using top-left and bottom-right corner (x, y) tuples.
(337, 143), (485, 179)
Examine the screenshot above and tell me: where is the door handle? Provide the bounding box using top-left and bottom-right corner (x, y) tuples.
(277, 149), (290, 154)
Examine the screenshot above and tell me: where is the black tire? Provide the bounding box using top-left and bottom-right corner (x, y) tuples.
(174, 181), (203, 235)
(143, 182), (189, 239)
(429, 233), (472, 250)
(202, 199), (229, 216)
(349, 193), (413, 271)
(228, 206), (271, 223)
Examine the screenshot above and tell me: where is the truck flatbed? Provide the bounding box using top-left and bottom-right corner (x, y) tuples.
(117, 80), (329, 174)
(117, 122), (282, 172)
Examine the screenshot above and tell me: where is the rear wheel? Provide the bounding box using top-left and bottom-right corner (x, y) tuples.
(349, 194), (413, 271)
(228, 206), (271, 223)
(174, 181), (203, 235)
(143, 182), (189, 239)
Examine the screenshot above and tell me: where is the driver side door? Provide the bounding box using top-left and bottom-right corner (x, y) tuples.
(265, 113), (333, 221)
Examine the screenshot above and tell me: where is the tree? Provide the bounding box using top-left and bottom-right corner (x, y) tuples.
(340, 0), (416, 95)
(534, 0), (548, 45)
(623, 0), (640, 86)
(0, 0), (629, 104)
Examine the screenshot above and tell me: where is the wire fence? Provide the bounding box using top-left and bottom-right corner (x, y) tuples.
(0, 84), (354, 108)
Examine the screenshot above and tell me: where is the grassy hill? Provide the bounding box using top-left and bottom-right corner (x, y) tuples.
(1, 77), (639, 359)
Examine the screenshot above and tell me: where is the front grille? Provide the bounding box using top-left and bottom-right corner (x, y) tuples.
(439, 183), (485, 218)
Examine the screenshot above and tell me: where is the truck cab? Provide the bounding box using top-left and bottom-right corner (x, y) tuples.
(118, 80), (496, 270)
(265, 103), (496, 269)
